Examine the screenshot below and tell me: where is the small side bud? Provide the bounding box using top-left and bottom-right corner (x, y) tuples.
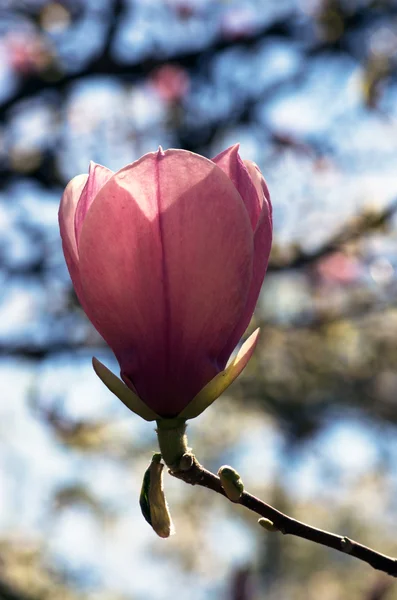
(340, 537), (353, 554)
(178, 453), (194, 471)
(258, 518), (278, 532)
(218, 465), (244, 502)
(139, 453), (174, 538)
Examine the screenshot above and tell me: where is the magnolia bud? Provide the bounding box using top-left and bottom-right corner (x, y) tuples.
(258, 518), (278, 532)
(59, 146), (272, 421)
(140, 453), (174, 538)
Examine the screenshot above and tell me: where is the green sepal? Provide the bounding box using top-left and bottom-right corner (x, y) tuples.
(179, 328), (260, 420)
(92, 357), (159, 422)
(139, 461), (153, 525)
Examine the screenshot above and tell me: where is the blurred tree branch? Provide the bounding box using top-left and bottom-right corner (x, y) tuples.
(0, 580), (37, 600)
(268, 196), (397, 272)
(0, 14), (291, 120)
(171, 456), (397, 577)
(2, 0), (396, 122)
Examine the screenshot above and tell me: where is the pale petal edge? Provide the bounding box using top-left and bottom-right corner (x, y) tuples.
(92, 357), (160, 422)
(75, 162), (114, 247)
(59, 173), (89, 265)
(178, 328), (260, 420)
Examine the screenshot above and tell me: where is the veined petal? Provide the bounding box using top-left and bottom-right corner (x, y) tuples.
(78, 149), (254, 416)
(212, 144), (261, 230)
(75, 162), (113, 247)
(217, 161), (272, 365)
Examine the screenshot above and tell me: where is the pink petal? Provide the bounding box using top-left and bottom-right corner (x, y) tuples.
(217, 160), (272, 364)
(74, 161), (113, 247)
(244, 159), (272, 223)
(59, 171), (113, 330)
(212, 144), (261, 230)
(58, 173), (88, 302)
(78, 149), (254, 416)
(59, 174), (88, 262)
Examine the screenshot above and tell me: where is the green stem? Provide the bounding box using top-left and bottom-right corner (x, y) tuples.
(156, 419), (188, 469)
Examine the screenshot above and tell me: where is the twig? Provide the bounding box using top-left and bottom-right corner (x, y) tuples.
(170, 456), (397, 577)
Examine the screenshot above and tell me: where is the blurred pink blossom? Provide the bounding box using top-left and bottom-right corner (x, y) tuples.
(166, 0), (196, 20)
(316, 252), (363, 285)
(149, 64), (190, 103)
(4, 31), (52, 75)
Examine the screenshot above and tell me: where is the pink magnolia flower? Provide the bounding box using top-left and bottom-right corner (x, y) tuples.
(59, 146), (272, 420)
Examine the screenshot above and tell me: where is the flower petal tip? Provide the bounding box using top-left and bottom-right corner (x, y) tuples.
(235, 327), (260, 362)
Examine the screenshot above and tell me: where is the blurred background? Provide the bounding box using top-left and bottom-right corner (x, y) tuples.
(1, 0), (397, 598)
